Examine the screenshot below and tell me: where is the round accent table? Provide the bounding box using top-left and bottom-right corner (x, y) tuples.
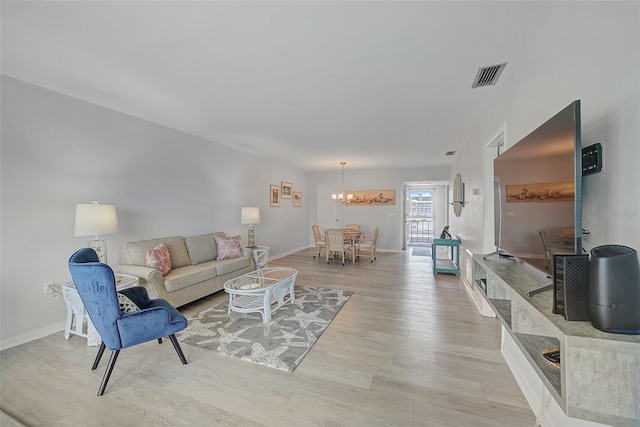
(251, 245), (269, 270)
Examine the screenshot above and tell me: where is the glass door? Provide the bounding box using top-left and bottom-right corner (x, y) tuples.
(404, 186), (435, 248)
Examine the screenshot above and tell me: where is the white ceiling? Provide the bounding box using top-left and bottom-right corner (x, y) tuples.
(1, 1), (553, 172)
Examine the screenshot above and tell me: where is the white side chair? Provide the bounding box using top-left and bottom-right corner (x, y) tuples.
(325, 229), (351, 265)
(312, 224), (326, 259)
(358, 227), (379, 263)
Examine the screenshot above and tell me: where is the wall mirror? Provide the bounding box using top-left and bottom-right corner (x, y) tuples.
(452, 173), (465, 217)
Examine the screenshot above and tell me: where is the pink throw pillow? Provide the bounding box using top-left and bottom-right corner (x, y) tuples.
(215, 235), (243, 260)
(145, 242), (172, 275)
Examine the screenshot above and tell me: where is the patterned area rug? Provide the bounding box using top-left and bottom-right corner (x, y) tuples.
(412, 247), (432, 256)
(177, 286), (352, 372)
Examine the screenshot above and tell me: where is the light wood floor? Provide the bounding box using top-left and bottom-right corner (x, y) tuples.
(0, 249), (536, 426)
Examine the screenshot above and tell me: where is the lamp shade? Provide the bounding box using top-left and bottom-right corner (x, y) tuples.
(240, 207), (261, 225)
(74, 203), (119, 237)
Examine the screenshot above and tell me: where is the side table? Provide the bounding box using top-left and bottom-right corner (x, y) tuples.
(62, 273), (139, 346)
(250, 246), (269, 270)
(432, 238), (460, 276)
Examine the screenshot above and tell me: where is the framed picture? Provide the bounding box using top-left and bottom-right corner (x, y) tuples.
(281, 181), (292, 199)
(345, 189), (395, 206)
(293, 191), (302, 207)
(270, 184), (280, 207)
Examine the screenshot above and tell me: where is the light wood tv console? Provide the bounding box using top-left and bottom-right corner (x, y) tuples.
(471, 254), (639, 426)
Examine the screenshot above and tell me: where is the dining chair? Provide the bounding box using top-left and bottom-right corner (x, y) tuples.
(358, 227), (379, 263)
(538, 229), (552, 272)
(325, 228), (352, 265)
(312, 224), (326, 259)
(538, 229), (572, 274)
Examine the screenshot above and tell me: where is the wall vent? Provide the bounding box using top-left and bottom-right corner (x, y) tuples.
(445, 151), (456, 156)
(472, 63), (507, 88)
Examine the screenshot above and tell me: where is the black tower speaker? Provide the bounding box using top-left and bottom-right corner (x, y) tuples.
(589, 245), (640, 334)
(553, 254), (590, 321)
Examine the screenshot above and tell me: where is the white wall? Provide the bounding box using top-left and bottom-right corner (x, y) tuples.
(449, 2), (640, 268)
(2, 1), (638, 350)
(309, 166), (450, 252)
(0, 76), (310, 348)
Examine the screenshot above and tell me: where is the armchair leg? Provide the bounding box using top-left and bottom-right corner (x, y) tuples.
(97, 350), (120, 396)
(168, 334), (188, 365)
(91, 342), (106, 370)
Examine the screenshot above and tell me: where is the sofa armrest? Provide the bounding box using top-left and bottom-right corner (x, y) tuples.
(112, 264), (164, 299)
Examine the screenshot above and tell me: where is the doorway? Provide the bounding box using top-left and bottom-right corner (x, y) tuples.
(404, 185), (436, 249)
(316, 184), (341, 231)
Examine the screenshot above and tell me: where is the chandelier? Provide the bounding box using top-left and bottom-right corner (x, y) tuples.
(331, 162), (353, 204)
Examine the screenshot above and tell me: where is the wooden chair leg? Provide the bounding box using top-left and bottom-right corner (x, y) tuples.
(91, 342), (106, 370)
(97, 350), (120, 396)
(168, 334), (188, 365)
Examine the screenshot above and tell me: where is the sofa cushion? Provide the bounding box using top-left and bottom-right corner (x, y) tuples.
(215, 235), (243, 260)
(213, 256), (252, 276)
(184, 232), (225, 265)
(145, 242), (172, 275)
(163, 265), (218, 292)
(123, 236), (191, 269)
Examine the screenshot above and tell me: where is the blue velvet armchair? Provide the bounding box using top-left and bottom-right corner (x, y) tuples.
(68, 248), (188, 396)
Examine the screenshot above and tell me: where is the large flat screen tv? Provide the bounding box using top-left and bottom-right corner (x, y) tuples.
(493, 100), (582, 270)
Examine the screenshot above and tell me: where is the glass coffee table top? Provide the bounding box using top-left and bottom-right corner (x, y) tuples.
(224, 267), (297, 292)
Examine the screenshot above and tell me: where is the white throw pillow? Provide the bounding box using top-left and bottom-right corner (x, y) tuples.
(117, 292), (140, 314)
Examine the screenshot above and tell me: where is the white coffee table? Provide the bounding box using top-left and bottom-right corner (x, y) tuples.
(223, 267), (297, 323)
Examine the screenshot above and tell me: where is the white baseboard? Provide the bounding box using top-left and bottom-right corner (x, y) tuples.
(1, 321), (66, 351)
(272, 246), (311, 260)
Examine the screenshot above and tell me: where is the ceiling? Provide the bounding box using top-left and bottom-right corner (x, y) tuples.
(1, 1), (553, 172)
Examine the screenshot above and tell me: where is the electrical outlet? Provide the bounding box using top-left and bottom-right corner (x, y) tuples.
(44, 281), (54, 295)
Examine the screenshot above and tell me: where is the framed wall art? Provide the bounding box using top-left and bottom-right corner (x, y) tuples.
(293, 191), (302, 207)
(345, 189), (395, 206)
(270, 184), (280, 207)
(281, 181), (292, 199)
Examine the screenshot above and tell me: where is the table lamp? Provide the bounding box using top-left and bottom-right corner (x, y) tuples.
(241, 206), (261, 248)
(74, 201), (119, 263)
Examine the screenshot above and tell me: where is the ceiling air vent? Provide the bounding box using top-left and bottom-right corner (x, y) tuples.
(471, 63), (507, 88)
(445, 151), (456, 156)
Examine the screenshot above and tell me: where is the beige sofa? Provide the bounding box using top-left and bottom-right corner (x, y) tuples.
(113, 232), (255, 307)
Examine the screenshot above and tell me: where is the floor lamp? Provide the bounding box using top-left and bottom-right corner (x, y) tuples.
(241, 206), (261, 248)
(74, 201), (119, 263)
